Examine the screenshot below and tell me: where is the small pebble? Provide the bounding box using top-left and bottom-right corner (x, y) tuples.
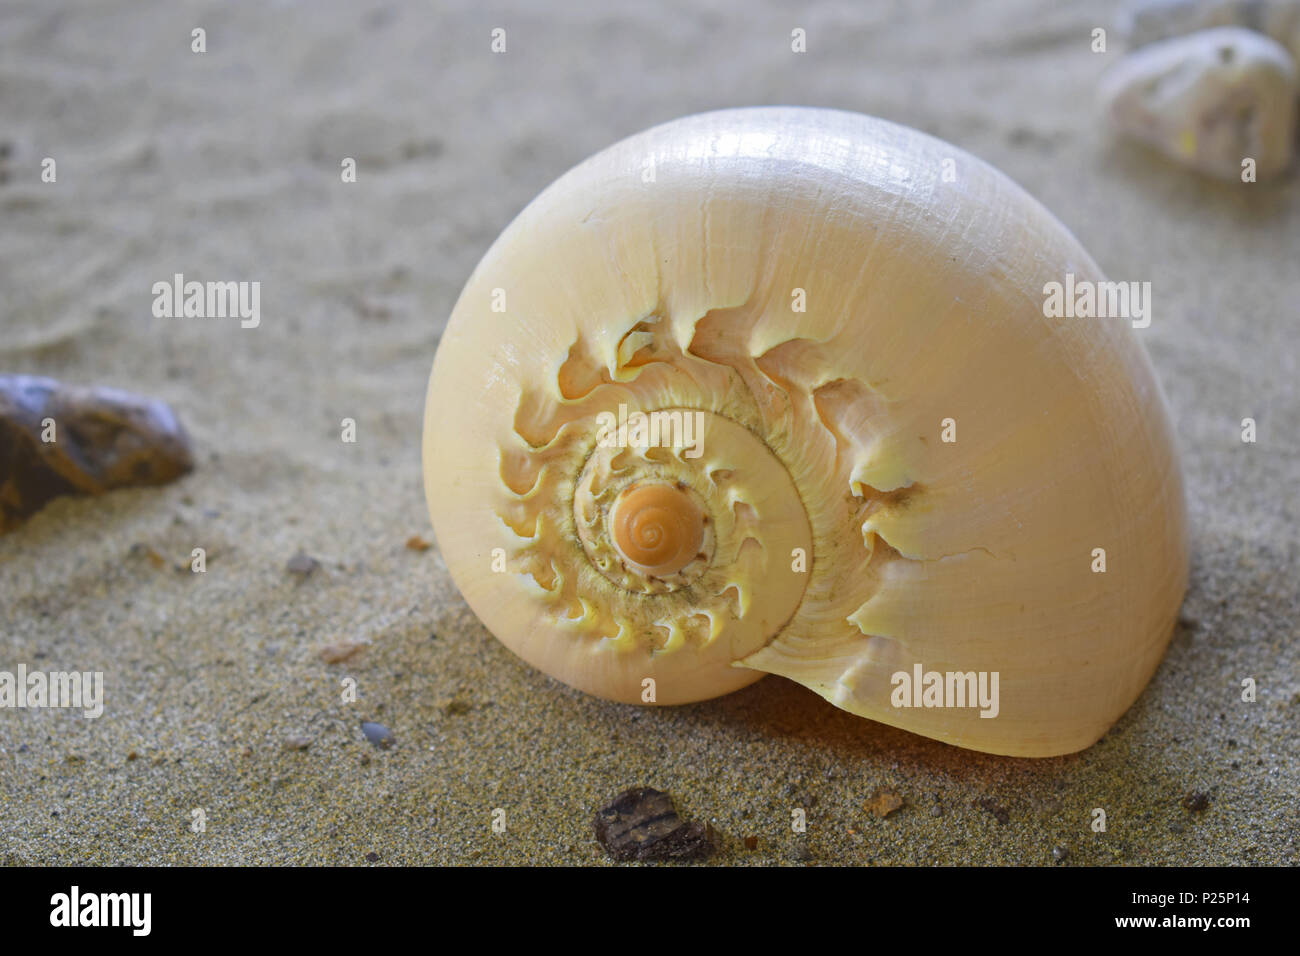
(864, 787), (905, 819)
(283, 735), (312, 751)
(364, 851), (379, 863)
(743, 835), (759, 851)
(361, 721), (394, 748)
(1099, 26), (1298, 180)
(286, 551), (320, 576)
(404, 535), (432, 551)
(318, 641), (365, 664)
(1182, 790), (1212, 812)
(1053, 845), (1070, 863)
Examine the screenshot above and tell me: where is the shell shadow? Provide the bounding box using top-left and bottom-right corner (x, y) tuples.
(1095, 138), (1295, 224)
(673, 672), (1074, 779)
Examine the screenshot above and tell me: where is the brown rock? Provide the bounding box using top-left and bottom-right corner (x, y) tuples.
(593, 787), (716, 861)
(0, 375), (193, 532)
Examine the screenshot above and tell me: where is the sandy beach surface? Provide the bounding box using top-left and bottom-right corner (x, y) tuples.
(1, 0), (1296, 865)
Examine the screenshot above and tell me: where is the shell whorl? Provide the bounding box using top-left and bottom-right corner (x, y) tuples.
(424, 107), (1188, 756)
(498, 333), (814, 698)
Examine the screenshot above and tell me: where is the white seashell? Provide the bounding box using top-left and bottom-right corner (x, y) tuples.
(423, 108), (1189, 757)
(1099, 26), (1298, 180)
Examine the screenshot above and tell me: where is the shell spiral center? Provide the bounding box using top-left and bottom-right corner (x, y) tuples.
(610, 481), (706, 577)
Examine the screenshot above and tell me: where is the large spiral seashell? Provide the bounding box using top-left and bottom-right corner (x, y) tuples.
(423, 107), (1188, 757)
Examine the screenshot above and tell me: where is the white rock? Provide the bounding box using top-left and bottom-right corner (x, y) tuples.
(1099, 27), (1298, 180)
(1124, 0), (1300, 62)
